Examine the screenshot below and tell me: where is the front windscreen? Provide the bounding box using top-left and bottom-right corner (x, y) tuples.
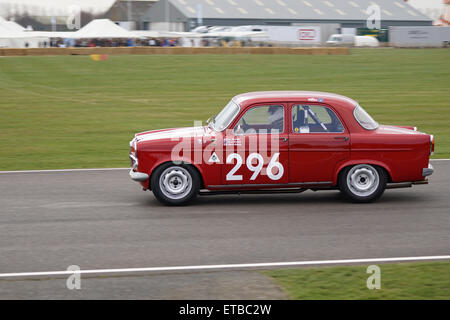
(210, 100), (240, 132)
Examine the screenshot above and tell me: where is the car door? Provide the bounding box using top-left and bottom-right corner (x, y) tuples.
(289, 103), (350, 183)
(221, 104), (289, 186)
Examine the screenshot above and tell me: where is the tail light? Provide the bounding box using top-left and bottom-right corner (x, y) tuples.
(430, 135), (435, 155)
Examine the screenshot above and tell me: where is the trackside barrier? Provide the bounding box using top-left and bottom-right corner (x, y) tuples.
(0, 47), (350, 56)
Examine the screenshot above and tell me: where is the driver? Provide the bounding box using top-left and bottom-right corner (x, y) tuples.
(268, 106), (284, 133)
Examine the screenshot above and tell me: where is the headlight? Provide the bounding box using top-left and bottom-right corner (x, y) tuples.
(129, 138), (138, 169)
(129, 138), (136, 156)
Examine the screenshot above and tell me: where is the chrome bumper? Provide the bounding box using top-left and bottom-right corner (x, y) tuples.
(422, 163), (434, 177)
(129, 169), (149, 182)
(129, 153), (148, 182)
(129, 154), (138, 169)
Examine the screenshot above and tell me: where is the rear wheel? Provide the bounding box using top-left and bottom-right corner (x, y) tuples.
(151, 163), (200, 206)
(339, 164), (387, 203)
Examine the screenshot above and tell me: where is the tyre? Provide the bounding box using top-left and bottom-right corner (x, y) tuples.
(339, 164), (387, 203)
(151, 163), (200, 206)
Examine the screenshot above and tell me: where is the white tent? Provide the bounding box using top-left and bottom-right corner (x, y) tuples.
(0, 25), (26, 39)
(74, 19), (138, 39)
(0, 19), (26, 37)
(0, 19), (49, 48)
(3, 21), (26, 32)
(24, 31), (76, 38)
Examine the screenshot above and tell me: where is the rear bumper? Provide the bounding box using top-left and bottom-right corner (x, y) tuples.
(129, 169), (149, 182)
(422, 163), (434, 177)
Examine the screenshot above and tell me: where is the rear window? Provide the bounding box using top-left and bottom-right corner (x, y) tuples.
(354, 105), (379, 130)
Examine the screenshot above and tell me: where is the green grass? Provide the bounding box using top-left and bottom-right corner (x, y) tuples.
(264, 262), (450, 300)
(0, 48), (449, 170)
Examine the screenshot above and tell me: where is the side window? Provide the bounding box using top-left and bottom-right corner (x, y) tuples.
(292, 105), (344, 133)
(234, 105), (284, 135)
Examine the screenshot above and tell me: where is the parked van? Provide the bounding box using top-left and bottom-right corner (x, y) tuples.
(327, 34), (379, 47)
(326, 34), (354, 45)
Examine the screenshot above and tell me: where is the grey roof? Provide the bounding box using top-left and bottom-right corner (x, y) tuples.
(105, 0), (157, 21)
(168, 0), (431, 21)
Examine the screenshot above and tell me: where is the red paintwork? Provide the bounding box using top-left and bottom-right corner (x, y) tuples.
(132, 91), (432, 191)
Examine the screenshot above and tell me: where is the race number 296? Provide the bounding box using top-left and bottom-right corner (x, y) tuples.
(226, 153), (284, 181)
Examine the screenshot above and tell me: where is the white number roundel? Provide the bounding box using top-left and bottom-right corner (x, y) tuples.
(226, 153), (283, 181)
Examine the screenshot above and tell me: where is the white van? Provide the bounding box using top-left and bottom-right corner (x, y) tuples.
(326, 34), (354, 45)
(327, 34), (379, 47)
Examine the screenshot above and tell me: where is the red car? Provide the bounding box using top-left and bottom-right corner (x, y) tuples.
(129, 91), (434, 205)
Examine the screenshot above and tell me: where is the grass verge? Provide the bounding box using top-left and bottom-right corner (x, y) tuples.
(263, 261), (450, 299)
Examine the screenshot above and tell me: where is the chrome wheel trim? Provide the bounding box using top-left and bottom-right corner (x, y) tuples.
(159, 166), (192, 200)
(346, 164), (379, 197)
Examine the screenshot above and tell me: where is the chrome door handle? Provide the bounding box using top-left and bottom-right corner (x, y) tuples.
(280, 137), (288, 142)
(334, 136), (349, 141)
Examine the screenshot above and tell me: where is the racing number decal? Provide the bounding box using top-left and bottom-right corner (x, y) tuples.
(267, 153), (284, 180)
(226, 153), (284, 181)
(226, 153), (243, 181)
(247, 153), (264, 180)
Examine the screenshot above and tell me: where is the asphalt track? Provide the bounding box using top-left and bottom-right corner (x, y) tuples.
(0, 161), (449, 299)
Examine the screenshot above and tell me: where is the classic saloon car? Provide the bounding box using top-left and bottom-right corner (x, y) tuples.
(129, 91), (434, 205)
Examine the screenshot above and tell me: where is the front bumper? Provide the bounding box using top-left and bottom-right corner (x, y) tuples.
(129, 169), (149, 182)
(422, 163), (434, 177)
(129, 152), (149, 182)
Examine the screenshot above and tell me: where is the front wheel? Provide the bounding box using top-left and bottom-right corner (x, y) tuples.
(151, 163), (200, 206)
(339, 164), (387, 203)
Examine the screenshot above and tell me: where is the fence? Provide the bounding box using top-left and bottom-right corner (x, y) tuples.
(0, 46), (350, 56)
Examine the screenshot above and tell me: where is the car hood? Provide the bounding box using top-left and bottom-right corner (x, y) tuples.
(135, 126), (210, 142)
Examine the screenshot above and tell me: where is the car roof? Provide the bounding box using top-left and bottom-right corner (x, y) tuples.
(232, 91), (358, 110)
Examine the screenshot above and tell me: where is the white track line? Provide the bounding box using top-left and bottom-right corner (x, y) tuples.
(1, 255), (449, 278)
(0, 159), (448, 174)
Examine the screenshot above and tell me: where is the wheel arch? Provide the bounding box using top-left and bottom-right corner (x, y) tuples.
(334, 160), (393, 185)
(149, 160), (205, 191)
